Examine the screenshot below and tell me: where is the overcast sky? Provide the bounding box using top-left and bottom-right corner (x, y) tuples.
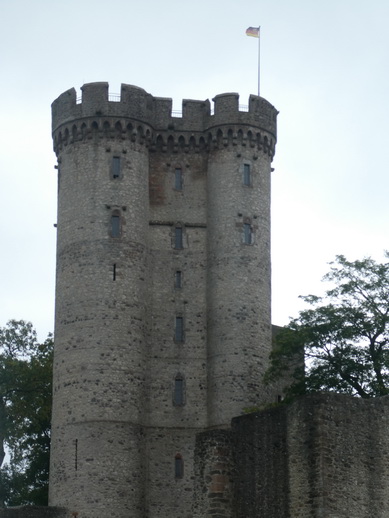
(1, 0), (388, 340)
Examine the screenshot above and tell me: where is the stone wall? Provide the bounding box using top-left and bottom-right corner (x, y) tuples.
(193, 430), (234, 518)
(49, 82), (278, 518)
(0, 508), (66, 518)
(194, 393), (389, 518)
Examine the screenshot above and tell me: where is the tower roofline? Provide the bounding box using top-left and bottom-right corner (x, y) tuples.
(52, 82), (277, 139)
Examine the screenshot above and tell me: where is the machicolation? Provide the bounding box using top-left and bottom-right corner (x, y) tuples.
(48, 81), (277, 518)
(0, 82), (387, 518)
(52, 82), (277, 156)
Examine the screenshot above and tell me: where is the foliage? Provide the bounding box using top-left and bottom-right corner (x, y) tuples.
(265, 254), (389, 400)
(0, 320), (53, 507)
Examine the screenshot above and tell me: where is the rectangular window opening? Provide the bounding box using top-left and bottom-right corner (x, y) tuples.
(111, 215), (121, 237)
(243, 223), (252, 244)
(175, 316), (184, 342)
(113, 263), (116, 281)
(175, 456), (184, 478)
(243, 163), (251, 186)
(175, 270), (182, 289)
(174, 227), (183, 249)
(112, 156), (121, 179)
(174, 378), (184, 406)
(175, 168), (183, 190)
(74, 439), (78, 471)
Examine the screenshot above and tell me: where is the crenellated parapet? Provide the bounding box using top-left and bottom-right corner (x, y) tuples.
(50, 80), (278, 518)
(52, 83), (277, 156)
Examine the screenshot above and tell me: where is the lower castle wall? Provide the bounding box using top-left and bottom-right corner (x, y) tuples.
(193, 430), (233, 518)
(194, 393), (389, 518)
(5, 394), (388, 518)
(0, 508), (66, 518)
(144, 428), (198, 518)
(49, 422), (145, 517)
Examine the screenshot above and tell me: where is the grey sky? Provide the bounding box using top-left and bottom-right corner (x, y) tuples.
(1, 0), (388, 339)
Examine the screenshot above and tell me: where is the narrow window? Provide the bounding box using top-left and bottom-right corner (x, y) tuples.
(174, 375), (184, 406)
(175, 270), (182, 289)
(112, 156), (121, 179)
(174, 168), (183, 190)
(243, 163), (251, 186)
(175, 316), (184, 343)
(111, 214), (121, 237)
(113, 263), (116, 281)
(174, 227), (183, 249)
(243, 223), (252, 244)
(175, 454), (184, 478)
(74, 439), (78, 471)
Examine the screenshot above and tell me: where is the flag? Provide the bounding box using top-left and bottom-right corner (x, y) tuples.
(246, 26), (260, 38)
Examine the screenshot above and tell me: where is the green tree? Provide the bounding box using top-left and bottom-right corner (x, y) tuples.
(266, 254), (389, 400)
(0, 320), (53, 507)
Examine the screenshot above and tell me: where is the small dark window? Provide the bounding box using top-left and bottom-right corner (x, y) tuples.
(111, 214), (121, 237)
(175, 270), (182, 289)
(175, 454), (184, 478)
(174, 227), (183, 249)
(175, 316), (184, 342)
(243, 164), (251, 186)
(74, 438), (78, 471)
(174, 375), (184, 406)
(113, 263), (117, 281)
(243, 223), (252, 244)
(175, 168), (183, 190)
(112, 156), (121, 179)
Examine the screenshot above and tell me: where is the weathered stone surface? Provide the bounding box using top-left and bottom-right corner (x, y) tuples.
(19, 82), (385, 518)
(0, 507), (67, 518)
(50, 83), (277, 518)
(194, 393), (389, 518)
(193, 430), (234, 518)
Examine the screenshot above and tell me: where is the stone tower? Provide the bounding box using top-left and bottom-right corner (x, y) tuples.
(49, 82), (277, 518)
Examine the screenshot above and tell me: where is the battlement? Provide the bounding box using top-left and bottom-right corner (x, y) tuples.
(50, 79), (278, 518)
(52, 82), (277, 138)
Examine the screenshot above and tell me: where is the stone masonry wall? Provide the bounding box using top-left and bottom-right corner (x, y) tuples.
(194, 393), (389, 518)
(49, 82), (278, 518)
(0, 508), (67, 518)
(193, 430), (234, 518)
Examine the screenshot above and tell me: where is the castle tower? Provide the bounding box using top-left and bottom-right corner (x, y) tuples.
(49, 83), (277, 518)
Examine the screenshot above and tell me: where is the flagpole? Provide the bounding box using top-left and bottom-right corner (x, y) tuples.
(258, 26), (261, 96)
(246, 26), (261, 95)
